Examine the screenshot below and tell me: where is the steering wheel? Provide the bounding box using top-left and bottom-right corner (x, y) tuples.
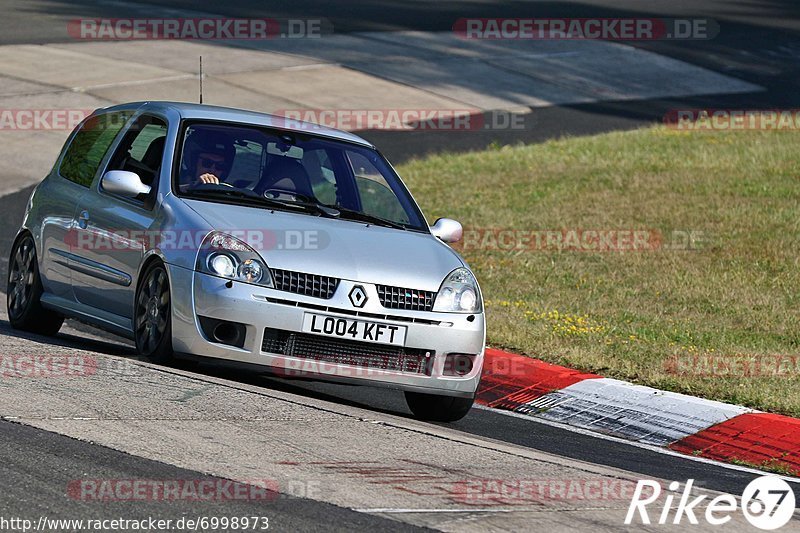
(263, 188), (313, 203)
(188, 181), (235, 192)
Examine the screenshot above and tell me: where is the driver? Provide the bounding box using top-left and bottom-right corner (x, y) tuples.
(181, 129), (235, 187)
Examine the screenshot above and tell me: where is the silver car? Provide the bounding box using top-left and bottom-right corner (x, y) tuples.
(7, 101), (485, 421)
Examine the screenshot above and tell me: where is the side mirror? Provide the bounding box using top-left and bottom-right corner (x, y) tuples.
(101, 170), (151, 198)
(430, 218), (463, 244)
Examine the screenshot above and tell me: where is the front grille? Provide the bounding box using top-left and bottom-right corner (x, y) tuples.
(256, 296), (443, 325)
(272, 269), (339, 299)
(262, 328), (433, 375)
(376, 284), (436, 312)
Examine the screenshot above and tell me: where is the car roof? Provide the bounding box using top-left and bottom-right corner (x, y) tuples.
(96, 101), (375, 148)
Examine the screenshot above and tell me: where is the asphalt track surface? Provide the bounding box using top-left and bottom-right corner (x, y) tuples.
(0, 420), (422, 532)
(2, 0), (800, 161)
(1, 0), (799, 529)
(0, 316), (783, 528)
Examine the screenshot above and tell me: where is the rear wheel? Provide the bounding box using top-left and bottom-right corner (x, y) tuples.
(134, 262), (173, 363)
(7, 233), (63, 335)
(404, 391), (475, 422)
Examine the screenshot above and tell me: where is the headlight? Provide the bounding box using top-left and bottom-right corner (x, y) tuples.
(208, 253), (236, 278)
(433, 267), (482, 313)
(197, 232), (273, 288)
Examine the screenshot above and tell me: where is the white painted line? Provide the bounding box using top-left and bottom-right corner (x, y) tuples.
(280, 63), (338, 72)
(356, 507), (622, 513)
(355, 508), (523, 514)
(474, 404), (800, 484)
(72, 73), (196, 92)
(518, 377), (752, 446)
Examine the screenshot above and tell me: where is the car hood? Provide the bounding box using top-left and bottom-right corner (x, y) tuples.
(183, 199), (464, 291)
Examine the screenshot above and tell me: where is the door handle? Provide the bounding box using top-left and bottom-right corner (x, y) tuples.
(78, 210), (90, 229)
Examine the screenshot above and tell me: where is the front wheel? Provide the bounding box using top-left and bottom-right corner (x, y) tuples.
(404, 391), (475, 422)
(134, 262), (174, 363)
(7, 233), (63, 335)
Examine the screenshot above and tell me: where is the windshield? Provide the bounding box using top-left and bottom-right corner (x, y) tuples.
(175, 122), (427, 230)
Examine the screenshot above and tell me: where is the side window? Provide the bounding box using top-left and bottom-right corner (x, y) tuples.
(60, 112), (130, 187)
(107, 115), (168, 188)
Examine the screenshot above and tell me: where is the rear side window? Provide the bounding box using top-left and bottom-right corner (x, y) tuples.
(59, 112), (130, 187)
(128, 123), (167, 161)
(106, 115), (168, 188)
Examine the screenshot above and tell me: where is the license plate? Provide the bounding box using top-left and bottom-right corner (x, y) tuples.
(302, 313), (407, 347)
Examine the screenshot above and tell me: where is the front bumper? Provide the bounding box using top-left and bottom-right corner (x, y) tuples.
(168, 265), (486, 398)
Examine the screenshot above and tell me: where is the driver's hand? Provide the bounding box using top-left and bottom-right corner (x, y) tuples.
(198, 173), (220, 185)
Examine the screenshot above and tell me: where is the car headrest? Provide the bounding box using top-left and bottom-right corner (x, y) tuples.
(261, 157), (313, 196)
(141, 136), (166, 172)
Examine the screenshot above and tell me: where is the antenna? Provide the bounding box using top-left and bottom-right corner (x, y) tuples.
(199, 56), (203, 104)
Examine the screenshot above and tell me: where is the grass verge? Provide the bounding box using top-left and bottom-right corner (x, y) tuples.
(397, 127), (800, 417)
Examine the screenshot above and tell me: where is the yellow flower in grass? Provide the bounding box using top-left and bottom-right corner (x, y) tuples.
(526, 308), (606, 338)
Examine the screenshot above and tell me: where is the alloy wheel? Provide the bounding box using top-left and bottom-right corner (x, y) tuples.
(135, 265), (170, 354)
(8, 237), (36, 321)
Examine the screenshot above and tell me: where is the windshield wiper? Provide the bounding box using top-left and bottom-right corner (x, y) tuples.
(277, 194), (407, 229)
(326, 206), (408, 230)
(268, 193), (404, 228)
(188, 188), (406, 229)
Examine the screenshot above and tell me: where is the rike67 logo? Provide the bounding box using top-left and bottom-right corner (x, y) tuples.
(626, 476), (796, 530)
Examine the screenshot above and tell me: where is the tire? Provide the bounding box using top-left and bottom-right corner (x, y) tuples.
(7, 233), (63, 336)
(404, 391), (475, 422)
(134, 261), (174, 363)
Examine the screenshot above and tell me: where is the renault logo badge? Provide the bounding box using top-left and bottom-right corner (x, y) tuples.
(349, 286), (367, 308)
